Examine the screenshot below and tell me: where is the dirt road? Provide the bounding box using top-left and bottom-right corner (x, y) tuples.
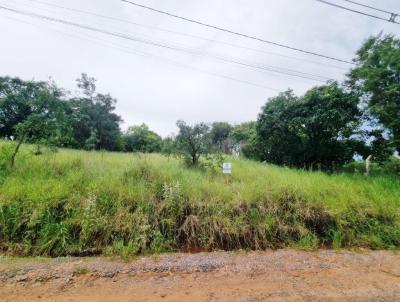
(1, 249), (400, 302)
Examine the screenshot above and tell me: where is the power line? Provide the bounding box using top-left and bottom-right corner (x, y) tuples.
(12, 0), (348, 71)
(341, 0), (398, 16)
(316, 0), (400, 24)
(0, 4), (328, 82)
(0, 5), (330, 82)
(121, 0), (354, 64)
(2, 14), (281, 92)
(2, 14), (282, 91)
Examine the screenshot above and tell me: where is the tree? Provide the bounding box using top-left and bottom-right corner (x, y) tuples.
(70, 74), (123, 151)
(210, 122), (232, 152)
(8, 87), (71, 166)
(0, 74), (124, 152)
(355, 129), (393, 164)
(123, 123), (162, 153)
(256, 90), (304, 166)
(161, 136), (176, 157)
(348, 34), (400, 152)
(0, 76), (47, 138)
(299, 82), (361, 169)
(175, 120), (211, 166)
(256, 84), (361, 170)
(229, 121), (258, 158)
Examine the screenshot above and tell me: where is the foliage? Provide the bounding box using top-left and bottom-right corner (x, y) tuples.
(343, 157), (400, 176)
(256, 84), (362, 170)
(363, 129), (394, 163)
(348, 34), (400, 152)
(175, 120), (211, 166)
(210, 122), (232, 152)
(0, 77), (71, 145)
(0, 142), (398, 257)
(0, 77), (47, 138)
(161, 137), (176, 157)
(229, 122), (259, 158)
(230, 122), (257, 143)
(199, 152), (225, 174)
(123, 124), (162, 153)
(70, 74), (122, 151)
(0, 74), (123, 152)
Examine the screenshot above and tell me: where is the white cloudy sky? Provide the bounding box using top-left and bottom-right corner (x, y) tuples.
(0, 0), (399, 136)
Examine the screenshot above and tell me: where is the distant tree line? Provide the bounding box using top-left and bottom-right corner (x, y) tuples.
(0, 33), (399, 171)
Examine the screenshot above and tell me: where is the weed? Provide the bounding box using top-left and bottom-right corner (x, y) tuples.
(0, 140), (399, 257)
(74, 267), (90, 275)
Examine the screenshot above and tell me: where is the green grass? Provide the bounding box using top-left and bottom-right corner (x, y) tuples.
(0, 141), (399, 256)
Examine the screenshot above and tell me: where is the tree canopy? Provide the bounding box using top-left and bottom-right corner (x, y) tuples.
(0, 74), (123, 151)
(123, 123), (162, 153)
(175, 120), (211, 165)
(256, 83), (361, 170)
(348, 34), (400, 152)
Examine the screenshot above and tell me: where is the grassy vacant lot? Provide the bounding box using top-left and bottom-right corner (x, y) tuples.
(0, 141), (399, 256)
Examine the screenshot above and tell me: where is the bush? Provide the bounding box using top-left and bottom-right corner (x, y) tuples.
(199, 153), (225, 174)
(342, 157), (400, 176)
(381, 157), (400, 176)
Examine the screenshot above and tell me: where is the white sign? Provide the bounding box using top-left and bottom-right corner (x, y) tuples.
(222, 163), (232, 174)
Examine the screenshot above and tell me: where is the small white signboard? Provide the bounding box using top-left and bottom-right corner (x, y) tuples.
(222, 163), (232, 174)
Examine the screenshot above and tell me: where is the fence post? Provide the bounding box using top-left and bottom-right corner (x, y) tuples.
(364, 155), (372, 177)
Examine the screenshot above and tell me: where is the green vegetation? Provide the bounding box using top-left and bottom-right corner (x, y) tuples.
(256, 83), (361, 169)
(0, 141), (399, 257)
(73, 267), (91, 275)
(1, 33), (399, 257)
(348, 34), (400, 153)
(123, 124), (162, 153)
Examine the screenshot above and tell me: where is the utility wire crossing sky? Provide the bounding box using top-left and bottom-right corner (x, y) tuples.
(0, 0), (398, 135)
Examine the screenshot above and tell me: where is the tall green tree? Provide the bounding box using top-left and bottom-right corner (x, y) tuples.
(299, 82), (361, 169)
(256, 84), (361, 170)
(71, 74), (122, 150)
(210, 122), (232, 152)
(348, 34), (400, 152)
(0, 77), (73, 144)
(0, 76), (47, 138)
(256, 90), (304, 166)
(175, 120), (211, 166)
(229, 122), (258, 158)
(123, 123), (162, 153)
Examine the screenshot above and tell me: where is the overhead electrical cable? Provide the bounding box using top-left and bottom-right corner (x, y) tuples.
(12, 0), (348, 71)
(120, 0), (354, 64)
(0, 5), (330, 82)
(316, 0), (399, 24)
(1, 14), (282, 91)
(341, 0), (398, 16)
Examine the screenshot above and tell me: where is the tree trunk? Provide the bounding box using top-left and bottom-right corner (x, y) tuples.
(191, 152), (197, 165)
(10, 132), (26, 168)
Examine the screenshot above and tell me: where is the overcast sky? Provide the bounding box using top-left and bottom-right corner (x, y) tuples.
(0, 0), (399, 136)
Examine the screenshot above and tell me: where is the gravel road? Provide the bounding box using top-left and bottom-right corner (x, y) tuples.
(1, 249), (399, 301)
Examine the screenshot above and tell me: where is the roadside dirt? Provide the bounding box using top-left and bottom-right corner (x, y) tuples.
(1, 249), (400, 302)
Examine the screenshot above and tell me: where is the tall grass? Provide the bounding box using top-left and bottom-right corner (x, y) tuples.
(0, 141), (399, 256)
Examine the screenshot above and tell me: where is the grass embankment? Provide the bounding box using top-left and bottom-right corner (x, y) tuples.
(0, 141), (399, 256)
